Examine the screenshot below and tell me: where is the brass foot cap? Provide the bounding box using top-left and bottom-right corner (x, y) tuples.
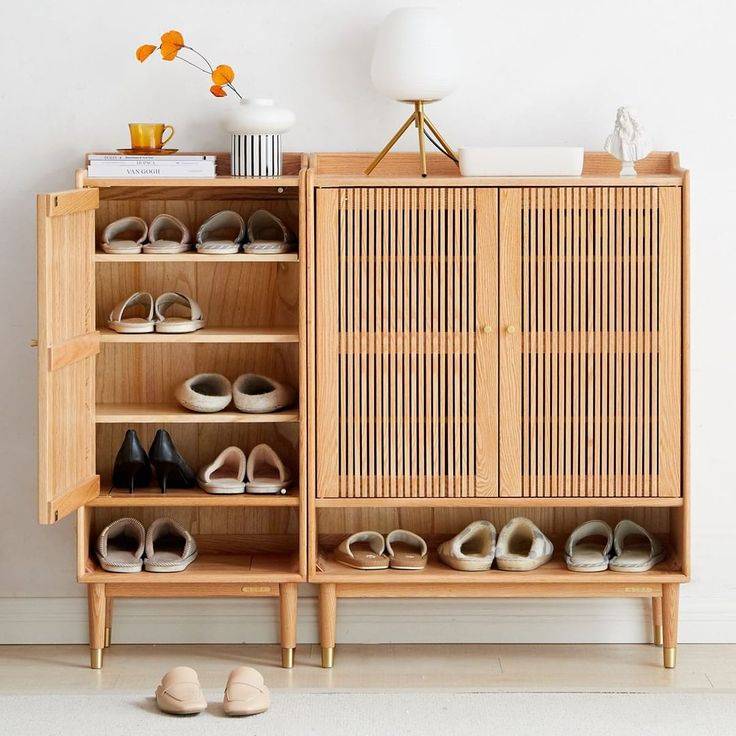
(281, 647), (294, 669)
(653, 625), (663, 647)
(104, 627), (111, 649)
(90, 648), (103, 669)
(664, 647), (677, 669)
(321, 646), (334, 669)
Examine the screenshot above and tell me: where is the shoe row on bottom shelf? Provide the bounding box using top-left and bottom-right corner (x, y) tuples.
(334, 518), (666, 574)
(113, 429), (291, 495)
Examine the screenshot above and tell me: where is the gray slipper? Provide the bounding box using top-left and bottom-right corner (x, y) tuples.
(243, 210), (296, 254)
(609, 520), (665, 572)
(565, 520), (613, 572)
(96, 517), (145, 573)
(144, 214), (190, 254)
(144, 518), (198, 573)
(101, 216), (148, 254)
(196, 210), (246, 254)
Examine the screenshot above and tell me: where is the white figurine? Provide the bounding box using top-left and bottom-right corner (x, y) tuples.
(604, 106), (652, 176)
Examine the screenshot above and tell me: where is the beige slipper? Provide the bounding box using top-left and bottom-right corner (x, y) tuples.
(232, 373), (296, 414)
(609, 520), (666, 572)
(144, 518), (198, 573)
(438, 520), (496, 571)
(385, 529), (427, 570)
(565, 520), (613, 572)
(101, 216), (147, 254)
(155, 666), (206, 715)
(175, 373), (232, 413)
(223, 666), (270, 716)
(107, 291), (156, 333)
(198, 446), (246, 495)
(334, 531), (389, 570)
(495, 517), (554, 571)
(154, 292), (205, 333)
(245, 444), (291, 494)
(244, 209), (296, 254)
(95, 517), (145, 573)
(143, 214), (190, 254)
(196, 210), (246, 254)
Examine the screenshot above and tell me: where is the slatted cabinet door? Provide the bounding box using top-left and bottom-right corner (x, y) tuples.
(37, 189), (101, 523)
(315, 187), (498, 499)
(499, 187), (682, 498)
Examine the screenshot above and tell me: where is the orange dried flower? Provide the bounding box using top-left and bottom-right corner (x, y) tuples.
(160, 30), (184, 60)
(211, 65), (235, 85)
(136, 44), (157, 62)
(210, 85), (227, 97)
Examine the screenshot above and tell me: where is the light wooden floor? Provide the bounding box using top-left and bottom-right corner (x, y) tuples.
(0, 644), (733, 693)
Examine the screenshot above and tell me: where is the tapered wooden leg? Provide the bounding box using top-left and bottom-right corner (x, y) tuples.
(319, 584), (336, 668)
(662, 583), (679, 668)
(652, 596), (663, 646)
(279, 583), (297, 668)
(87, 584), (105, 669)
(104, 598), (113, 648)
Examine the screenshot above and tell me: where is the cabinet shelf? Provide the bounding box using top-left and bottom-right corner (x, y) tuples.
(315, 496), (683, 508)
(95, 403), (299, 423)
(90, 488), (299, 507)
(95, 251), (298, 263)
(99, 327), (299, 344)
(80, 552), (301, 584)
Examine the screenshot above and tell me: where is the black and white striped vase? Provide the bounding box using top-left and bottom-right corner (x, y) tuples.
(230, 133), (282, 177)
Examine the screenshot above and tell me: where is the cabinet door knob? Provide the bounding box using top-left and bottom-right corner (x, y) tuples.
(506, 325), (516, 334)
(29, 338), (38, 348)
(482, 324), (493, 334)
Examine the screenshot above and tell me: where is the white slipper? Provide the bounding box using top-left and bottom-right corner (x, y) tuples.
(95, 517), (145, 573)
(437, 520), (496, 571)
(609, 520), (666, 572)
(175, 373), (232, 413)
(565, 520), (613, 572)
(243, 210), (296, 254)
(154, 292), (205, 333)
(198, 446), (246, 495)
(107, 291), (156, 333)
(101, 216), (147, 254)
(143, 214), (190, 254)
(232, 374), (296, 414)
(144, 517), (198, 572)
(196, 210), (246, 254)
(246, 444), (290, 494)
(495, 517), (554, 571)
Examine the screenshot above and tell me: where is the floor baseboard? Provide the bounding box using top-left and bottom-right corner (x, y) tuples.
(0, 593), (733, 644)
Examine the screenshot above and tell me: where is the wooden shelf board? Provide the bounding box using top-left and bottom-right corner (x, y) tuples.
(95, 251), (298, 263)
(95, 403), (299, 423)
(82, 173), (300, 189)
(314, 551), (685, 585)
(99, 327), (299, 344)
(315, 496), (683, 508)
(89, 487), (299, 507)
(80, 552), (301, 584)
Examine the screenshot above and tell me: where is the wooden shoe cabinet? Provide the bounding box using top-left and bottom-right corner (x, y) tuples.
(37, 150), (689, 670)
(306, 152), (690, 669)
(36, 153), (308, 668)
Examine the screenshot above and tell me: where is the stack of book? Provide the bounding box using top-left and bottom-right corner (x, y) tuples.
(87, 154), (217, 179)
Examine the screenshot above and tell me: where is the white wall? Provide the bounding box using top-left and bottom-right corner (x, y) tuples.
(1, 0), (733, 643)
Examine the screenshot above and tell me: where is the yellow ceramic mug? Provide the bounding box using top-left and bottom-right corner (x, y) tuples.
(128, 123), (175, 150)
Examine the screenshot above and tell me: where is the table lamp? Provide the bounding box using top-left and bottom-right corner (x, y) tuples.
(366, 6), (459, 177)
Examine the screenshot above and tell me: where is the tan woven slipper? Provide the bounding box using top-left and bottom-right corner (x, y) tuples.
(385, 529), (427, 570)
(334, 531), (389, 570)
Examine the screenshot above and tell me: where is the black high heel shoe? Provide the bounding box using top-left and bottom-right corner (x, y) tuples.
(112, 429), (152, 492)
(148, 429), (196, 493)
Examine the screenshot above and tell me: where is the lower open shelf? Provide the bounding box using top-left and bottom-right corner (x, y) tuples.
(314, 550), (686, 585)
(80, 551), (301, 584)
(89, 488), (300, 507)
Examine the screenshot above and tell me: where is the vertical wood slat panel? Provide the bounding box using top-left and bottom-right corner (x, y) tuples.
(499, 186), (681, 499)
(316, 187), (496, 498)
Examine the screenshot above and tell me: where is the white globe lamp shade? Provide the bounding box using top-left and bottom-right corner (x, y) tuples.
(370, 7), (459, 102)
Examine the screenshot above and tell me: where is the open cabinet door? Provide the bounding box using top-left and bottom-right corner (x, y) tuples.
(37, 189), (100, 523)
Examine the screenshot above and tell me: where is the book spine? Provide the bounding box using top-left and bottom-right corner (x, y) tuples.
(87, 164), (216, 178)
(88, 154), (215, 162)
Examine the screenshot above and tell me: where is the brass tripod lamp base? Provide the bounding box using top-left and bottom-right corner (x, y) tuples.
(365, 101), (458, 178)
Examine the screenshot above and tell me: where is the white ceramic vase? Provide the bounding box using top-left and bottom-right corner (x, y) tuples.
(226, 99), (295, 177)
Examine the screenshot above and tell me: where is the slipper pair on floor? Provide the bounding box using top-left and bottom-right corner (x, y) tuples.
(198, 444), (291, 495)
(108, 291), (204, 334)
(565, 519), (666, 573)
(96, 517), (197, 573)
(156, 666), (269, 717)
(438, 518), (554, 572)
(101, 210), (295, 255)
(176, 373), (295, 414)
(335, 530), (428, 570)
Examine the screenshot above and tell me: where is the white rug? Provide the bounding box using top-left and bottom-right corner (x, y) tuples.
(2, 692), (734, 736)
